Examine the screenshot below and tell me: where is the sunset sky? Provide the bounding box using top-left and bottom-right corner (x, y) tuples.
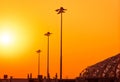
(0, 0), (119, 79)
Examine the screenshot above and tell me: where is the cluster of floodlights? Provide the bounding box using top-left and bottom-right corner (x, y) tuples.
(36, 7), (67, 80)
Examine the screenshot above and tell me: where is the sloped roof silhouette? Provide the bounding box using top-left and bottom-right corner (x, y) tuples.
(80, 53), (120, 78)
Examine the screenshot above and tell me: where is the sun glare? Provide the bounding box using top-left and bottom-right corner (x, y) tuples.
(0, 32), (12, 45)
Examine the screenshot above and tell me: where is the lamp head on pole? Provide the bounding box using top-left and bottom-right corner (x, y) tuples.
(36, 49), (41, 54)
(44, 32), (52, 36)
(55, 7), (67, 14)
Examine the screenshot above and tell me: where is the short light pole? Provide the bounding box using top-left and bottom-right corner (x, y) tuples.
(44, 32), (52, 79)
(36, 49), (41, 77)
(55, 7), (67, 80)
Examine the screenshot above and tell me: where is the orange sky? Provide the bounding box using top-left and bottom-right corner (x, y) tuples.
(0, 0), (119, 79)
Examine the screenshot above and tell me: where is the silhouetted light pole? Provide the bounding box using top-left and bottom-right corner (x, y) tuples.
(55, 7), (67, 80)
(36, 49), (41, 76)
(44, 32), (52, 79)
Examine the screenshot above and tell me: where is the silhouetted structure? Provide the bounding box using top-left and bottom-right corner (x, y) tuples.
(80, 53), (120, 78)
(36, 49), (41, 78)
(44, 32), (52, 79)
(4, 75), (8, 79)
(55, 7), (67, 80)
(76, 77), (120, 82)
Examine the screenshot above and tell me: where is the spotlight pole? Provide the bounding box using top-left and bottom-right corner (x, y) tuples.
(44, 32), (52, 79)
(55, 7), (67, 80)
(36, 49), (41, 77)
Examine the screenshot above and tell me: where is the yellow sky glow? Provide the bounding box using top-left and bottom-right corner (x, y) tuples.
(0, 0), (119, 79)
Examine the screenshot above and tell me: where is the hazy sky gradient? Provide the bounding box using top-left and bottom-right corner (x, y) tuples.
(0, 0), (119, 79)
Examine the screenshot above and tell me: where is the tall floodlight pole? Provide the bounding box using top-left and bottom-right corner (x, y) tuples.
(44, 32), (52, 79)
(55, 7), (67, 80)
(36, 49), (41, 77)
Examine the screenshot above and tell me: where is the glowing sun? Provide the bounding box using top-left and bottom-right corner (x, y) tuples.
(0, 32), (12, 45)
